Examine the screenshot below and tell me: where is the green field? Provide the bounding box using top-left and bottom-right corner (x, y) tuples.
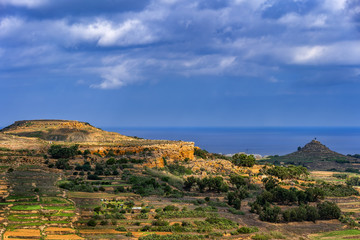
(310, 229), (360, 240)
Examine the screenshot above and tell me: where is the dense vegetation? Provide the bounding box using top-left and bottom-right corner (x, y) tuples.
(232, 153), (256, 167)
(183, 176), (228, 193)
(48, 144), (79, 159)
(262, 165), (309, 179)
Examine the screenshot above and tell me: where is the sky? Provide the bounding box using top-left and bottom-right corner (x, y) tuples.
(0, 0), (360, 128)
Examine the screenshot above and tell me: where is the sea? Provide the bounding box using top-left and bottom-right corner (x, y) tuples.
(104, 127), (360, 156)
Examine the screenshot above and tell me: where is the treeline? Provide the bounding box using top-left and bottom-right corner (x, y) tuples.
(249, 178), (341, 223)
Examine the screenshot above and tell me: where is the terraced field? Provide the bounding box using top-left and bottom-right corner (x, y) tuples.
(1, 167), (83, 240)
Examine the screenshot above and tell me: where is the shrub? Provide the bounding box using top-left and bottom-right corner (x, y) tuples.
(116, 226), (127, 231)
(231, 226), (258, 235)
(232, 153), (256, 167)
(100, 220), (108, 225)
(194, 148), (208, 159)
(55, 158), (72, 170)
(152, 219), (169, 226)
(88, 174), (102, 180)
(87, 219), (97, 227)
(48, 144), (79, 159)
(251, 233), (271, 240)
(163, 205), (179, 212)
(259, 206), (281, 223)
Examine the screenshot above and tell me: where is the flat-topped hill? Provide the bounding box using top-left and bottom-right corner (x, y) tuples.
(0, 120), (195, 167)
(1, 120), (134, 142)
(266, 140), (358, 170)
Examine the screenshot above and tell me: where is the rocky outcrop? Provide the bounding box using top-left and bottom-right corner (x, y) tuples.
(83, 142), (195, 168)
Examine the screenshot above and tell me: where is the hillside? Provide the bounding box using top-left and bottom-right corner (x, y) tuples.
(0, 120), (194, 168)
(265, 140), (359, 170)
(0, 121), (359, 240)
(1, 120), (134, 142)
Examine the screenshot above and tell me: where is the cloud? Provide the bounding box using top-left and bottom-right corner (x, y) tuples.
(291, 41), (360, 65)
(68, 19), (156, 47)
(1, 0), (359, 90)
(91, 58), (144, 89)
(0, 17), (23, 37)
(0, 0), (47, 8)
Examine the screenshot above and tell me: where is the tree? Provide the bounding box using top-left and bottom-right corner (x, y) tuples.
(262, 177), (278, 191)
(259, 206), (281, 222)
(232, 154), (256, 167)
(227, 186), (249, 210)
(305, 205), (319, 223)
(317, 201), (341, 220)
(183, 176), (197, 191)
(55, 158), (72, 170)
(48, 144), (79, 159)
(87, 219), (97, 227)
(230, 174), (248, 189)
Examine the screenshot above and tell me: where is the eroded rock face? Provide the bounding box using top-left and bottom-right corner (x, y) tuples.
(85, 142), (195, 168)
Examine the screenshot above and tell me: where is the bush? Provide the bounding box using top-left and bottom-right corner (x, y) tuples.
(48, 144), (79, 159)
(163, 205), (179, 212)
(251, 234), (271, 240)
(152, 219), (169, 226)
(55, 158), (72, 170)
(232, 153), (256, 167)
(87, 219), (97, 226)
(88, 174), (102, 180)
(231, 226), (258, 235)
(194, 148), (208, 159)
(100, 220), (108, 225)
(167, 163), (192, 175)
(116, 226), (127, 231)
(259, 206), (281, 222)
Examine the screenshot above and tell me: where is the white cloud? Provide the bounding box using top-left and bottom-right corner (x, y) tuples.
(68, 19), (156, 47)
(92, 60), (143, 89)
(292, 45), (327, 63)
(291, 41), (360, 64)
(278, 13), (328, 28)
(0, 0), (47, 8)
(322, 0), (347, 12)
(0, 17), (23, 37)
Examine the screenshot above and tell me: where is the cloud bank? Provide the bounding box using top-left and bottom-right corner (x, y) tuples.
(1, 0), (359, 89)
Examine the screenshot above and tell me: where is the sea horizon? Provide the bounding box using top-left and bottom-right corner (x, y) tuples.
(1, 125), (359, 156)
(104, 126), (360, 156)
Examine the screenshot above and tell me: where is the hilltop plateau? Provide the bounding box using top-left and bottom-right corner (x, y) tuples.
(1, 120), (134, 142)
(0, 120), (194, 167)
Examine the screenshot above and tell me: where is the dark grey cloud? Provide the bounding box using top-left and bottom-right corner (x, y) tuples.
(1, 0), (359, 90)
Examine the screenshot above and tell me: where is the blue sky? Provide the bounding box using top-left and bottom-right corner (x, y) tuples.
(0, 0), (360, 127)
